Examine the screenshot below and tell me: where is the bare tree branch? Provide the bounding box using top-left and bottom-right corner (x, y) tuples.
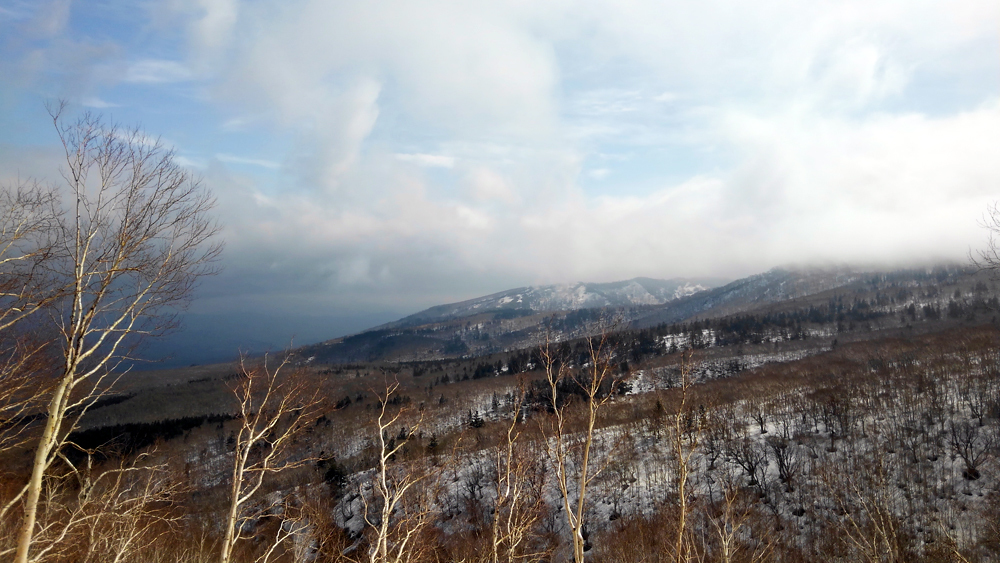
(220, 352), (321, 563)
(12, 105), (221, 563)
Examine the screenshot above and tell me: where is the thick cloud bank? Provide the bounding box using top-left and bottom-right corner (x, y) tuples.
(1, 0), (998, 320)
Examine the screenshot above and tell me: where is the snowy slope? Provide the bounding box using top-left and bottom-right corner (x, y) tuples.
(390, 277), (723, 327)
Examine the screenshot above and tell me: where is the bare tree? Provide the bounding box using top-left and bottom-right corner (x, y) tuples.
(665, 352), (701, 563)
(821, 449), (909, 563)
(362, 378), (433, 563)
(487, 382), (547, 563)
(73, 454), (184, 563)
(766, 436), (798, 493)
(220, 353), (321, 563)
(296, 494), (355, 563)
(13, 104), (221, 563)
(540, 323), (627, 563)
(0, 335), (53, 464)
(0, 449), (183, 563)
(972, 202), (1000, 275)
(0, 181), (62, 474)
(0, 181), (62, 333)
(948, 420), (993, 481)
(706, 468), (773, 563)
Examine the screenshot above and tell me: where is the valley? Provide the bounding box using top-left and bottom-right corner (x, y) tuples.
(4, 263), (996, 561)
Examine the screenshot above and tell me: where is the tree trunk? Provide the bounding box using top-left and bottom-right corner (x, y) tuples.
(14, 379), (70, 563)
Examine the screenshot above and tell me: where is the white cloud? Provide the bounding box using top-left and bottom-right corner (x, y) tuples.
(173, 155), (206, 169)
(206, 92), (1000, 310)
(464, 167), (517, 204)
(811, 38), (909, 108)
(200, 1), (559, 146)
(454, 205), (493, 230)
(395, 153), (456, 168)
(571, 89), (644, 115)
(215, 153), (281, 170)
(79, 96), (118, 108)
(191, 0), (237, 56)
(5, 0), (1000, 316)
(124, 59), (193, 84)
(337, 256), (373, 285)
(221, 116), (250, 131)
(24, 0), (71, 38)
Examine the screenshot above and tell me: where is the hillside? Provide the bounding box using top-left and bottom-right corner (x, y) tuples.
(297, 265), (969, 364)
(628, 266), (876, 327)
(384, 277), (724, 328)
(7, 262), (999, 563)
(78, 263), (990, 429)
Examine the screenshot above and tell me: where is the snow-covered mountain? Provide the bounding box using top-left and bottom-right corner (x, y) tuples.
(391, 277), (724, 327)
(630, 267), (866, 327)
(299, 264), (971, 364)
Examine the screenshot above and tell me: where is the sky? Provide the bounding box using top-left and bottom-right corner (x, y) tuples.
(1, 0), (1000, 360)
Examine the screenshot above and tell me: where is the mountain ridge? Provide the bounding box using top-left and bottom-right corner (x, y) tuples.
(381, 276), (728, 329)
(299, 264), (973, 364)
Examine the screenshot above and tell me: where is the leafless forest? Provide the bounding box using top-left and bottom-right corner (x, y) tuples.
(5, 284), (1000, 562)
(3, 110), (1000, 562)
